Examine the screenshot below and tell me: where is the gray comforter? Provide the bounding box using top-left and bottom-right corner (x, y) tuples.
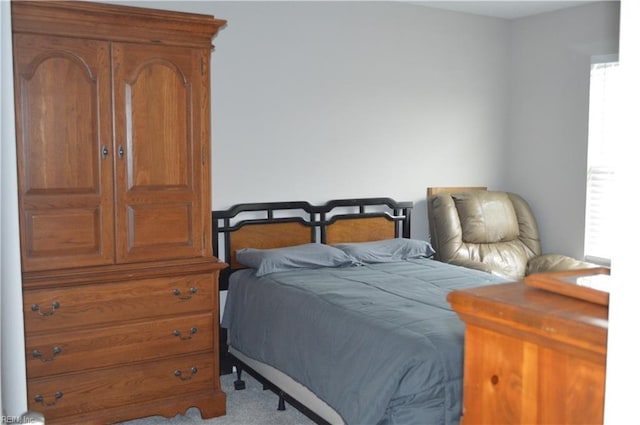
(222, 258), (506, 425)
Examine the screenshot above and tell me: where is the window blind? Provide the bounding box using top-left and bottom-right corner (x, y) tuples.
(584, 61), (618, 264)
(585, 165), (614, 262)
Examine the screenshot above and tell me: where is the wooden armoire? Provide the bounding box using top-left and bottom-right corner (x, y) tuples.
(11, 1), (227, 423)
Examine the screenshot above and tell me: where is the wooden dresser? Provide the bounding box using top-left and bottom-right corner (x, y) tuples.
(11, 1), (227, 423)
(448, 281), (608, 425)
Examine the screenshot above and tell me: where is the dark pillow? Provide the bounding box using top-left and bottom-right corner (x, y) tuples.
(235, 243), (357, 277)
(332, 238), (435, 264)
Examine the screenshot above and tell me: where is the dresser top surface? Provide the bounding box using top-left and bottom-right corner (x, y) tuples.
(448, 281), (608, 355)
(449, 281), (608, 326)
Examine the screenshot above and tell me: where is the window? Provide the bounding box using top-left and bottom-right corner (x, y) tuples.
(584, 57), (619, 265)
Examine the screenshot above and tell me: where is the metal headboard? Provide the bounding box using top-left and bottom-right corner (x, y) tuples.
(212, 197), (413, 265)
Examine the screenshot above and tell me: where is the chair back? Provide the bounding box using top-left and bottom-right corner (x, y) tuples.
(428, 190), (542, 279)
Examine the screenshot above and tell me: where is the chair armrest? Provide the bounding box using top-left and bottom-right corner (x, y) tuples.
(526, 254), (600, 275)
(447, 259), (514, 279)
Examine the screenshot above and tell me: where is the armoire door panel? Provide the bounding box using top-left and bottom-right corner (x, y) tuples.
(13, 34), (115, 271)
(127, 203), (193, 251)
(20, 56), (98, 193)
(112, 42), (205, 263)
(124, 62), (191, 190)
(26, 207), (103, 257)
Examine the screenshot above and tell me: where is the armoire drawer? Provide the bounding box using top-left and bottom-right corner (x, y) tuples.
(23, 273), (215, 333)
(27, 352), (216, 421)
(26, 313), (214, 378)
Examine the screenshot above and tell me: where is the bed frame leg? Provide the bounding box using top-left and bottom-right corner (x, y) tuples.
(277, 391), (286, 411)
(233, 366), (246, 390)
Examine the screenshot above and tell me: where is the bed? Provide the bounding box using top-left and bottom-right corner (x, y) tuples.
(213, 198), (507, 425)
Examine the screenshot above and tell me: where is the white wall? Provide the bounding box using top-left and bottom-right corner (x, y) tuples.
(210, 1), (511, 243)
(1, 0), (28, 417)
(506, 1), (620, 258)
(112, 0), (512, 240)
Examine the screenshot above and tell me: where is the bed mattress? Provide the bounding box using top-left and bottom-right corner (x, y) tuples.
(222, 258), (507, 425)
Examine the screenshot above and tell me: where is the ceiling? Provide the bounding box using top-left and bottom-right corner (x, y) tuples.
(407, 1), (612, 20)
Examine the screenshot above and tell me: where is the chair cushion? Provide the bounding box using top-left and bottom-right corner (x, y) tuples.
(453, 191), (520, 244)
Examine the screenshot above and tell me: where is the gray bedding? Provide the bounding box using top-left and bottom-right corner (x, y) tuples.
(222, 258), (507, 425)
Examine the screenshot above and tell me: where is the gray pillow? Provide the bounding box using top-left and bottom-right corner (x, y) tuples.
(235, 243), (357, 277)
(332, 238), (435, 264)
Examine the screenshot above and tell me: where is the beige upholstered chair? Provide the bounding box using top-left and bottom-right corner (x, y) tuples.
(427, 188), (596, 280)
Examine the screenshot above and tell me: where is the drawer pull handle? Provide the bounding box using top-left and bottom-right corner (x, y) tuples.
(34, 391), (63, 407)
(32, 346), (62, 362)
(172, 287), (197, 300)
(31, 301), (60, 316)
(174, 366), (198, 381)
(491, 375), (499, 386)
(173, 327), (198, 340)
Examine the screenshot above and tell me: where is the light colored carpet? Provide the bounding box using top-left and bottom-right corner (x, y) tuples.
(114, 373), (314, 425)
